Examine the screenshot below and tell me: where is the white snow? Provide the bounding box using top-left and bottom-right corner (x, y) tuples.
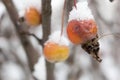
(55, 63), (70, 80)
(33, 56), (46, 80)
(0, 2), (6, 18)
(51, 0), (64, 32)
(1, 62), (25, 80)
(97, 0), (118, 22)
(12, 0), (41, 17)
(45, 31), (70, 46)
(69, 1), (94, 21)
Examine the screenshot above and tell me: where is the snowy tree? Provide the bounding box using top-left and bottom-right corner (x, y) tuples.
(0, 0), (120, 80)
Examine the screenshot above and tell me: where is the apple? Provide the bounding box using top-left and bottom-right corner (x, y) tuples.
(43, 42), (69, 63)
(25, 7), (41, 26)
(67, 19), (97, 44)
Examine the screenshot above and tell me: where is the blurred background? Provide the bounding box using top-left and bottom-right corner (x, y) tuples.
(0, 0), (120, 80)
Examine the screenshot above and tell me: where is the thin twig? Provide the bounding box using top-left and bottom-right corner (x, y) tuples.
(74, 0), (77, 9)
(98, 33), (120, 41)
(65, 0), (74, 22)
(20, 31), (43, 46)
(61, 0), (67, 36)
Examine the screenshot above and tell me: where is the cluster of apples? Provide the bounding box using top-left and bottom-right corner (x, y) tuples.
(24, 1), (100, 63)
(24, 7), (70, 63)
(42, 18), (98, 63)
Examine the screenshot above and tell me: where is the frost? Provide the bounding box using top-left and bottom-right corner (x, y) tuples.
(45, 31), (70, 46)
(68, 1), (94, 21)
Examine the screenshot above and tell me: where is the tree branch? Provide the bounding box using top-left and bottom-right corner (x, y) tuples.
(2, 0), (40, 72)
(42, 0), (55, 80)
(20, 31), (43, 46)
(65, 0), (74, 22)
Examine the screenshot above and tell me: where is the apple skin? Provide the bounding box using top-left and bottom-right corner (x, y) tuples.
(67, 19), (97, 44)
(43, 42), (69, 63)
(25, 7), (42, 26)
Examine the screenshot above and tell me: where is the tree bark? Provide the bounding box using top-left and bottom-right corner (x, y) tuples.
(42, 0), (55, 80)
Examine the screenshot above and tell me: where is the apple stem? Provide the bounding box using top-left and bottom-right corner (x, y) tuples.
(61, 0), (77, 38)
(74, 0), (77, 9)
(60, 0), (67, 37)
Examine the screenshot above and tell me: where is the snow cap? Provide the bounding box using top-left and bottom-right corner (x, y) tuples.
(44, 31), (70, 46)
(69, 1), (94, 21)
